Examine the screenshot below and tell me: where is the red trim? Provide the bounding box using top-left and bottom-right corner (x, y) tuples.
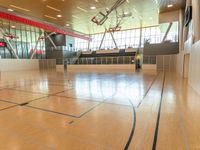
(0, 12), (90, 41)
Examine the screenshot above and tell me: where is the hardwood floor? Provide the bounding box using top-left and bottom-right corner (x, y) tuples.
(0, 69), (199, 150)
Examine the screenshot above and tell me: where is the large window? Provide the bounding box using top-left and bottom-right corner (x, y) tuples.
(0, 19), (46, 59)
(75, 22), (179, 51)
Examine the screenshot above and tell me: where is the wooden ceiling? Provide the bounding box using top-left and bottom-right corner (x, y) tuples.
(159, 0), (186, 13)
(0, 0), (186, 34)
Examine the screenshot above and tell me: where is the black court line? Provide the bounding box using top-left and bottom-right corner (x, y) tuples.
(25, 105), (79, 118)
(49, 88), (75, 96)
(0, 89), (67, 106)
(52, 94), (133, 108)
(4, 88), (49, 95)
(0, 105), (18, 112)
(5, 86), (74, 96)
(124, 101), (136, 150)
(25, 100), (104, 118)
(152, 72), (166, 150)
(79, 102), (104, 118)
(137, 72), (161, 108)
(0, 74), (158, 121)
(52, 94), (103, 102)
(0, 99), (19, 105)
(123, 73), (162, 150)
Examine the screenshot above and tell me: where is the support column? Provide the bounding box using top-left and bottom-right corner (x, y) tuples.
(0, 28), (19, 59)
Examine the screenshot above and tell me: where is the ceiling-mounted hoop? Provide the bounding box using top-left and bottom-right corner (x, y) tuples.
(107, 9), (123, 33)
(91, 0), (127, 26)
(4, 33), (19, 39)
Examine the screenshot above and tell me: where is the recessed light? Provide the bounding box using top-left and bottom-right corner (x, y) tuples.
(66, 24), (70, 27)
(8, 8), (14, 12)
(46, 5), (61, 12)
(77, 6), (88, 12)
(11, 26), (16, 28)
(44, 15), (57, 20)
(10, 5), (30, 12)
(167, 4), (173, 8)
(57, 14), (62, 18)
(72, 15), (79, 19)
(106, 7), (109, 11)
(90, 6), (96, 10)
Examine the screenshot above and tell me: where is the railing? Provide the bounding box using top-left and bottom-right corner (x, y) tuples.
(56, 55), (156, 66)
(66, 56), (134, 65)
(143, 55), (156, 64)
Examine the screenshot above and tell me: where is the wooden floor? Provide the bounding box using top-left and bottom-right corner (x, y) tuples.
(0, 69), (200, 150)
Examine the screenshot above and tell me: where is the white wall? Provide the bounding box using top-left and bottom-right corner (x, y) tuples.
(0, 59), (39, 72)
(189, 41), (200, 94)
(68, 64), (156, 72)
(159, 10), (180, 24)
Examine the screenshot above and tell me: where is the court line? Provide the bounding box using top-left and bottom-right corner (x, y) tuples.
(0, 105), (18, 112)
(25, 105), (79, 118)
(4, 85), (74, 95)
(136, 72), (165, 148)
(79, 102), (104, 118)
(0, 99), (19, 105)
(4, 88), (49, 95)
(137, 72), (160, 108)
(24, 86), (120, 118)
(152, 72), (166, 150)
(124, 100), (136, 150)
(0, 73), (157, 121)
(123, 72), (161, 150)
(25, 100), (104, 118)
(53, 95), (133, 107)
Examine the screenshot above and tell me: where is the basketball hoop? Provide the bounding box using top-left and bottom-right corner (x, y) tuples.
(91, 0), (126, 26)
(91, 12), (108, 25)
(107, 26), (121, 33)
(38, 36), (45, 40)
(4, 33), (19, 39)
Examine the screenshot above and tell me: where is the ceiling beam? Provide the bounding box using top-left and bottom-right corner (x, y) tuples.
(0, 11), (91, 41)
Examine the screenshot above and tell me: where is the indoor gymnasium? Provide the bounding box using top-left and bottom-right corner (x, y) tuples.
(0, 0), (199, 149)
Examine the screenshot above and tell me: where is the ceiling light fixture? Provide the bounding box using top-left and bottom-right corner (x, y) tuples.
(44, 15), (57, 20)
(57, 14), (62, 18)
(11, 25), (16, 28)
(10, 5), (30, 12)
(66, 24), (70, 27)
(7, 8), (14, 12)
(72, 15), (78, 19)
(46, 5), (61, 12)
(90, 6), (96, 10)
(124, 12), (128, 15)
(167, 4), (173, 8)
(77, 6), (88, 12)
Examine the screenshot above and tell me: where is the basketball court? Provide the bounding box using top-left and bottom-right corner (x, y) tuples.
(0, 69), (199, 149)
(0, 0), (200, 149)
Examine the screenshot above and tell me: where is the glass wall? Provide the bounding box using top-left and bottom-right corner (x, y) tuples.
(75, 22), (179, 51)
(0, 19), (45, 59)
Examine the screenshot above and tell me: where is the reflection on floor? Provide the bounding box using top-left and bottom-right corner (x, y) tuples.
(0, 69), (199, 149)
